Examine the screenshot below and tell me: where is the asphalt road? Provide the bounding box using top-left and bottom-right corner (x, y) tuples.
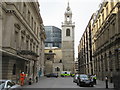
(22, 77), (114, 90)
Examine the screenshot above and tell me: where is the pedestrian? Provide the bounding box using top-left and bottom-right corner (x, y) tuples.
(93, 74), (97, 85)
(38, 70), (42, 78)
(36, 76), (38, 83)
(28, 78), (32, 85)
(105, 76), (108, 89)
(20, 72), (26, 86)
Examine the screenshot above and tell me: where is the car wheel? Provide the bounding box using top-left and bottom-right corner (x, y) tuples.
(77, 82), (79, 85)
(79, 83), (83, 87)
(79, 84), (82, 87)
(90, 84), (93, 87)
(77, 82), (80, 86)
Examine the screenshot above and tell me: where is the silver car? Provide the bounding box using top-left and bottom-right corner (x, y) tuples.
(0, 80), (21, 90)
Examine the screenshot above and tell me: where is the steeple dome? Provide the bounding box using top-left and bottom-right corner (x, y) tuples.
(65, 2), (72, 15)
(64, 2), (72, 24)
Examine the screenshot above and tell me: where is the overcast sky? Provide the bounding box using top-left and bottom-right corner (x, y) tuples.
(39, 0), (102, 59)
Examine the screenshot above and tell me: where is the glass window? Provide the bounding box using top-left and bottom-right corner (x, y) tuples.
(80, 75), (88, 78)
(12, 64), (16, 75)
(26, 40), (28, 50)
(106, 6), (108, 16)
(15, 31), (18, 49)
(23, 3), (26, 18)
(28, 10), (30, 23)
(102, 12), (104, 22)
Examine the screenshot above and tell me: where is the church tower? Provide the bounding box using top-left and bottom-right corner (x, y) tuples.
(61, 2), (75, 73)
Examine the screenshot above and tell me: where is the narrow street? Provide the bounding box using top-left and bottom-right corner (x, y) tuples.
(22, 77), (114, 89)
(1, 1), (120, 90)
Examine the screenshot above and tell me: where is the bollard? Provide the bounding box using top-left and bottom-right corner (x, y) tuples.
(105, 76), (108, 89)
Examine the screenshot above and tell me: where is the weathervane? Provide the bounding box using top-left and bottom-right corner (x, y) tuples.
(68, 0), (69, 7)
(67, 0), (70, 11)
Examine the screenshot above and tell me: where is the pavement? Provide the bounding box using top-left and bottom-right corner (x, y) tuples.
(95, 80), (114, 88)
(21, 76), (114, 89)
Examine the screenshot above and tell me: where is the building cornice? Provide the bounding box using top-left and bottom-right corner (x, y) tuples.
(2, 2), (41, 43)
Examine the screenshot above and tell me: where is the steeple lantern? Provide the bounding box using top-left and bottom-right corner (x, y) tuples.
(64, 2), (72, 23)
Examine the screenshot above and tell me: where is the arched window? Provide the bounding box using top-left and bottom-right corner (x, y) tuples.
(59, 60), (62, 63)
(66, 29), (70, 36)
(12, 64), (16, 75)
(49, 50), (52, 53)
(55, 67), (60, 71)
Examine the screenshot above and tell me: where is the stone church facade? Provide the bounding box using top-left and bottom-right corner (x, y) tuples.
(61, 3), (75, 73)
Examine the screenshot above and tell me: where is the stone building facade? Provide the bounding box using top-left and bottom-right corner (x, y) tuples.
(1, 2), (46, 83)
(44, 48), (63, 76)
(78, 1), (120, 83)
(92, 1), (120, 81)
(61, 2), (75, 73)
(78, 15), (93, 75)
(74, 60), (78, 74)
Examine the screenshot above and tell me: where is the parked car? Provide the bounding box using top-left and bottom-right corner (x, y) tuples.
(71, 73), (75, 77)
(0, 80), (21, 90)
(77, 74), (94, 87)
(61, 71), (71, 77)
(73, 74), (79, 83)
(45, 73), (58, 78)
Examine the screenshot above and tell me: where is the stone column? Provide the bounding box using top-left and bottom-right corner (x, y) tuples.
(0, 5), (2, 80)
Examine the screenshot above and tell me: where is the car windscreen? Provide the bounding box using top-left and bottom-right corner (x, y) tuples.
(52, 73), (57, 75)
(80, 75), (88, 78)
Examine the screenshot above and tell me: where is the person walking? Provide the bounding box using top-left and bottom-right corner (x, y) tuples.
(36, 76), (38, 83)
(105, 76), (108, 89)
(28, 78), (32, 85)
(38, 70), (42, 79)
(93, 74), (97, 85)
(20, 72), (26, 86)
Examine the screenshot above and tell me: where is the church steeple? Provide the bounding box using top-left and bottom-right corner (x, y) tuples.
(64, 2), (72, 24)
(61, 2), (75, 73)
(67, 2), (70, 11)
